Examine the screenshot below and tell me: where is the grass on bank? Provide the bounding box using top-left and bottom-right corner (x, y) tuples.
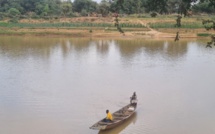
(149, 22), (204, 29)
(0, 30), (88, 36)
(0, 22), (146, 28)
(197, 33), (212, 37)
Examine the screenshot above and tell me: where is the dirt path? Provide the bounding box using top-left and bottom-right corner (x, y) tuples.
(132, 19), (197, 38)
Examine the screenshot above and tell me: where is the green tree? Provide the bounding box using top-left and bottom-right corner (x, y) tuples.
(193, 1), (215, 13)
(42, 4), (49, 16)
(122, 0), (143, 14)
(177, 0), (198, 16)
(61, 1), (72, 17)
(0, 0), (23, 13)
(35, 3), (45, 15)
(98, 0), (110, 16)
(145, 0), (168, 14)
(200, 0), (215, 8)
(73, 0), (98, 13)
(46, 0), (61, 16)
(109, 0), (125, 13)
(8, 8), (20, 16)
(0, 0), (62, 17)
(21, 0), (43, 13)
(8, 8), (20, 23)
(167, 0), (180, 13)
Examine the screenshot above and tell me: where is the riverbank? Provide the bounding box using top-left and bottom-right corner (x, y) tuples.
(0, 16), (214, 38)
(0, 27), (211, 39)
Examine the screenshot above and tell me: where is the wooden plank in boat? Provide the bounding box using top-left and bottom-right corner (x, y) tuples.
(98, 122), (113, 125)
(113, 117), (125, 120)
(113, 113), (129, 117)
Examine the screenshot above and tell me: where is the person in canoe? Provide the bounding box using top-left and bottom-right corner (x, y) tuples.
(130, 92), (137, 105)
(103, 110), (113, 122)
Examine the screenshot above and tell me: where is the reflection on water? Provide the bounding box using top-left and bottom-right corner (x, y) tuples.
(0, 37), (191, 61)
(0, 36), (215, 134)
(114, 39), (190, 63)
(99, 113), (137, 134)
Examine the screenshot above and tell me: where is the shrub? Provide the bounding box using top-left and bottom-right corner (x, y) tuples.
(80, 9), (87, 16)
(197, 33), (211, 37)
(151, 12), (157, 17)
(8, 8), (20, 17)
(31, 13), (40, 19)
(9, 18), (19, 23)
(20, 15), (28, 19)
(89, 29), (92, 33)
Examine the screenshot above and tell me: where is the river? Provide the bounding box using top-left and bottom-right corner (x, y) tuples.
(0, 36), (215, 134)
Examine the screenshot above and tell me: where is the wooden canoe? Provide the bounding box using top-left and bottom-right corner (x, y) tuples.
(90, 95), (137, 130)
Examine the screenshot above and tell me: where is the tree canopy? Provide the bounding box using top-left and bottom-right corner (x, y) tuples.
(0, 0), (215, 19)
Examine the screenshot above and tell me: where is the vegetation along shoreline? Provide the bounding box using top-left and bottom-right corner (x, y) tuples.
(0, 0), (215, 38)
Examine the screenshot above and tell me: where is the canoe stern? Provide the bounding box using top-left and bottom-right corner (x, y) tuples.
(90, 124), (106, 130)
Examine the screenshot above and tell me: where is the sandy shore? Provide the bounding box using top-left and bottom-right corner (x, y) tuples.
(0, 27), (209, 39)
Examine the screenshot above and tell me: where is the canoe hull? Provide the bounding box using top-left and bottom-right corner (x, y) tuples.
(90, 103), (137, 130)
(102, 111), (135, 130)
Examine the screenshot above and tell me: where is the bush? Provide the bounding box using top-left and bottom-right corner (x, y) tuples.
(31, 13), (40, 19)
(54, 16), (59, 19)
(9, 18), (19, 23)
(80, 9), (87, 16)
(20, 15), (28, 19)
(151, 12), (157, 17)
(42, 16), (50, 20)
(72, 12), (80, 17)
(197, 33), (211, 37)
(0, 12), (5, 20)
(8, 8), (20, 17)
(89, 29), (92, 33)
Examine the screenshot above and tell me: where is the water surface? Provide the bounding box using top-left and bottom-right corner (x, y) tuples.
(0, 36), (215, 134)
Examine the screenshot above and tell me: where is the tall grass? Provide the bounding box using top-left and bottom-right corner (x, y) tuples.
(120, 23), (145, 28)
(0, 22), (113, 28)
(149, 22), (204, 29)
(197, 33), (211, 37)
(0, 22), (145, 28)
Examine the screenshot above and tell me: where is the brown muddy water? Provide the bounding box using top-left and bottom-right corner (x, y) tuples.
(0, 36), (215, 134)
